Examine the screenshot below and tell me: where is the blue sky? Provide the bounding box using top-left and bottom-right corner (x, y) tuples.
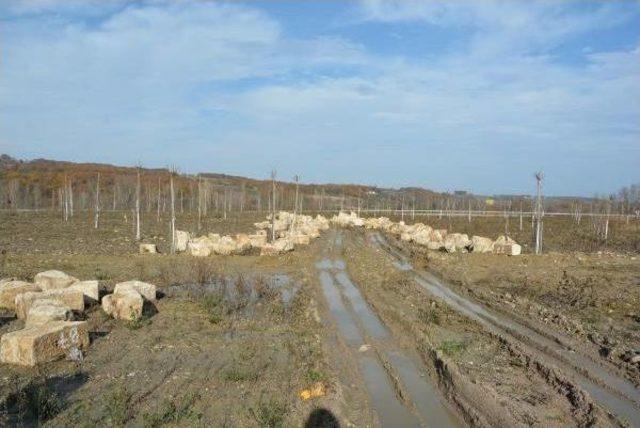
(0, 0), (638, 196)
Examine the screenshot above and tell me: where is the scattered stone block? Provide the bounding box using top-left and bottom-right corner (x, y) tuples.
(493, 235), (522, 256)
(114, 280), (156, 301)
(0, 281), (40, 311)
(34, 270), (78, 291)
(102, 291), (143, 321)
(15, 289), (84, 319)
(0, 321), (89, 366)
(471, 236), (494, 253)
(188, 236), (214, 257)
(248, 234), (268, 248)
(175, 230), (190, 252)
(68, 280), (100, 304)
(26, 300), (72, 327)
(235, 234), (252, 253)
(139, 243), (158, 254)
(212, 236), (238, 256)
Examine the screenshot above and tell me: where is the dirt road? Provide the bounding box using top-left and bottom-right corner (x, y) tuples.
(317, 230), (462, 427)
(371, 231), (640, 428)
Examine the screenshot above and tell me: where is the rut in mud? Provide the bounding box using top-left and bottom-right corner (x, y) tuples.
(371, 231), (640, 428)
(317, 230), (461, 427)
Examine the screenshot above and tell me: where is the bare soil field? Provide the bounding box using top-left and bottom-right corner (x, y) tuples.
(1, 211), (639, 426)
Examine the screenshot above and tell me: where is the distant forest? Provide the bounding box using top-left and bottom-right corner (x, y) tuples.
(0, 155), (638, 217)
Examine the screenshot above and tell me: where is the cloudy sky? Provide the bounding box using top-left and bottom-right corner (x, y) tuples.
(1, 0), (638, 196)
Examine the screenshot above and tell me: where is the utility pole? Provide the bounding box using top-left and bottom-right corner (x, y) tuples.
(534, 172), (544, 254)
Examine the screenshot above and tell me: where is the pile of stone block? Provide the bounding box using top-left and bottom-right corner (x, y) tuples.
(330, 211), (522, 255)
(0, 271), (158, 367)
(176, 211), (331, 257)
(0, 270), (96, 366)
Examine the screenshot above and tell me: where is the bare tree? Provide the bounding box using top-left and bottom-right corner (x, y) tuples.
(270, 170), (277, 242)
(136, 169), (141, 241)
(94, 172), (100, 229)
(170, 171), (176, 254)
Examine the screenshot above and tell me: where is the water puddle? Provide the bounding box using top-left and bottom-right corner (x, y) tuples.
(319, 271), (363, 345)
(359, 356), (421, 428)
(334, 272), (388, 340)
(164, 273), (299, 309)
(386, 352), (462, 428)
(315, 259), (346, 271)
(392, 260), (413, 271)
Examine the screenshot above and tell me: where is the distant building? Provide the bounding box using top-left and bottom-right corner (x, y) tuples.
(454, 190), (468, 196)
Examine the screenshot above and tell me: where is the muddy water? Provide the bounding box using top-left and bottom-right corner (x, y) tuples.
(319, 270), (363, 345)
(334, 271), (389, 340)
(317, 230), (462, 427)
(374, 232), (640, 427)
(359, 356), (421, 427)
(386, 351), (461, 427)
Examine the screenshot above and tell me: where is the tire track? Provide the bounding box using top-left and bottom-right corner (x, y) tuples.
(371, 231), (640, 428)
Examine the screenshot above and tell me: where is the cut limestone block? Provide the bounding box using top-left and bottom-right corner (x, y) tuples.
(248, 234), (268, 248)
(15, 289), (84, 319)
(234, 234), (252, 254)
(34, 270), (78, 291)
(114, 280), (156, 301)
(288, 234), (310, 246)
(493, 236), (522, 256)
(494, 243), (522, 256)
(175, 230), (190, 252)
(26, 300), (72, 327)
(471, 236), (494, 253)
(212, 236), (238, 256)
(0, 281), (40, 311)
(102, 291), (143, 321)
(187, 236), (214, 257)
(68, 280), (100, 305)
(259, 238), (294, 256)
(139, 244), (158, 254)
(0, 321), (89, 366)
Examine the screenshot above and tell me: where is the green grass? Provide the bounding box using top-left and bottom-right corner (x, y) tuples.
(142, 392), (202, 427)
(438, 340), (467, 356)
(104, 383), (131, 426)
(305, 369), (325, 383)
(222, 366), (258, 383)
(250, 396), (288, 428)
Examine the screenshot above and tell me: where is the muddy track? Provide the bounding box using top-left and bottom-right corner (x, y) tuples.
(317, 230), (462, 427)
(371, 231), (640, 428)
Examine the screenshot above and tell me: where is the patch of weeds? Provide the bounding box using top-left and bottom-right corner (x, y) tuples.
(142, 392), (202, 427)
(438, 340), (467, 357)
(417, 307), (440, 325)
(306, 369), (325, 383)
(104, 383), (131, 426)
(191, 258), (216, 286)
(125, 314), (152, 330)
(202, 291), (226, 324)
(9, 379), (63, 424)
(250, 396), (288, 428)
(94, 267), (111, 280)
(222, 366), (258, 383)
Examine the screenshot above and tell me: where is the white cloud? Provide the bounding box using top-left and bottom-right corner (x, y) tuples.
(0, 0), (638, 195)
